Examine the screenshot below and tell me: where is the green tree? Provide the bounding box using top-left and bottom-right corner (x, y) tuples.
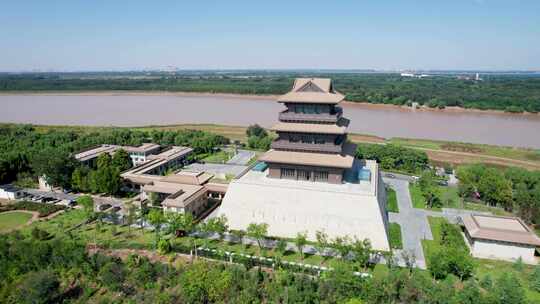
(246, 222), (268, 256)
(332, 236), (352, 259)
(31, 149), (77, 189)
(99, 261), (126, 291)
(351, 238), (372, 270)
(246, 124), (268, 138)
(111, 148), (132, 171)
(124, 201), (138, 236)
(9, 270), (60, 304)
(71, 166), (89, 192)
(315, 230), (330, 264)
(147, 209), (166, 249)
(531, 265), (540, 292)
(294, 231), (308, 261)
(490, 272), (526, 304)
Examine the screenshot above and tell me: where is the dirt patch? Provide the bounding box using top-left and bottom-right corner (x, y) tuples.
(441, 143), (485, 154)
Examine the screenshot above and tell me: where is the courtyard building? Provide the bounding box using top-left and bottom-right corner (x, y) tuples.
(461, 214), (540, 264)
(218, 78), (390, 251)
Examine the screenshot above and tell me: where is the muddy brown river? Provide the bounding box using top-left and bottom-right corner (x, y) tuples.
(1, 94), (539, 148)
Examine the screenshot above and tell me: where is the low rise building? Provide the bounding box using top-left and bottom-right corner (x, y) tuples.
(74, 143), (161, 167)
(0, 184), (23, 200)
(461, 214), (540, 264)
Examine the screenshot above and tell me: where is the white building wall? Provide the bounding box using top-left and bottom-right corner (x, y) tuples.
(472, 239), (537, 264)
(0, 189), (21, 200)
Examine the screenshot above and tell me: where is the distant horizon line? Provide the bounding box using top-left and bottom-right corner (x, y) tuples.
(1, 68), (540, 74)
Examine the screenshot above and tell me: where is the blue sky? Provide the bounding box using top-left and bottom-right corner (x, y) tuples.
(1, 0), (539, 71)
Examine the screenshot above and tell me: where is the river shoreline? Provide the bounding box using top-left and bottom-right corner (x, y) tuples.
(1, 90), (538, 118)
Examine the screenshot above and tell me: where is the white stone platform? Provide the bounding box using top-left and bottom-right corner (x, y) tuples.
(217, 160), (390, 251)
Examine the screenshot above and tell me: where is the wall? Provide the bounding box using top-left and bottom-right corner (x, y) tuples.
(472, 239), (537, 264)
(267, 163), (343, 184)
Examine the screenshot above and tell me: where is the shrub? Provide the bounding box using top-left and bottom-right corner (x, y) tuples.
(0, 201), (65, 217)
(30, 227), (51, 241)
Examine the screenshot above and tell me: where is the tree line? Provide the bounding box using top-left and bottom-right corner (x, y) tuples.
(355, 143), (429, 174)
(2, 72), (540, 112)
(457, 164), (540, 225)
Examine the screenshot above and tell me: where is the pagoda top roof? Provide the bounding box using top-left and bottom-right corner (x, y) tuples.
(260, 142), (356, 169)
(278, 78), (345, 104)
(271, 120), (348, 135)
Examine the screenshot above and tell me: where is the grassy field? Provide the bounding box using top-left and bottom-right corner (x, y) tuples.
(409, 184), (506, 215)
(388, 223), (403, 249)
(386, 187), (399, 213)
(422, 216), (540, 303)
(0, 212), (33, 232)
(202, 150), (232, 163)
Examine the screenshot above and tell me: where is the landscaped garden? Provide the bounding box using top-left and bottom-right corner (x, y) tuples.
(201, 149), (232, 163)
(388, 223), (402, 249)
(386, 187), (398, 213)
(0, 211), (33, 232)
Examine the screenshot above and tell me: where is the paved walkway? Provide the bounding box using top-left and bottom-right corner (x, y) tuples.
(227, 149), (255, 165)
(385, 178), (432, 269)
(384, 178), (493, 270)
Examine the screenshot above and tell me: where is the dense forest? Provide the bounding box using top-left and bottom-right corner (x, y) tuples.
(0, 124), (228, 189)
(2, 72), (540, 112)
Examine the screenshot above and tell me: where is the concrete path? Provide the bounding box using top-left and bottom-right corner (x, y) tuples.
(227, 149), (255, 166)
(385, 178), (432, 269)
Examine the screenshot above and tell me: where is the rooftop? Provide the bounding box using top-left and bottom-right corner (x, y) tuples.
(462, 214), (540, 246)
(259, 142), (356, 169)
(277, 78), (344, 104)
(147, 146), (193, 161)
(144, 181), (206, 208)
(233, 159), (378, 196)
(75, 145), (120, 161)
(123, 143), (160, 153)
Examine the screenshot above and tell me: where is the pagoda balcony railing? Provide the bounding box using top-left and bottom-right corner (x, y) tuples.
(279, 108), (342, 123)
(271, 140), (343, 153)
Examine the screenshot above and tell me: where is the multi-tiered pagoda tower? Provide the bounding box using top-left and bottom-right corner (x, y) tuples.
(260, 78), (356, 184)
(218, 78), (390, 251)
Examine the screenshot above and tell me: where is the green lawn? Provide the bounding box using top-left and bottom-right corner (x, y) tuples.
(422, 216), (540, 303)
(202, 150), (232, 163)
(388, 223), (403, 249)
(0, 212), (33, 232)
(386, 188), (399, 213)
(409, 183), (427, 209)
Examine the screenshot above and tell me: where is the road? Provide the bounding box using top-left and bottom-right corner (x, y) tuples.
(23, 189), (125, 211)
